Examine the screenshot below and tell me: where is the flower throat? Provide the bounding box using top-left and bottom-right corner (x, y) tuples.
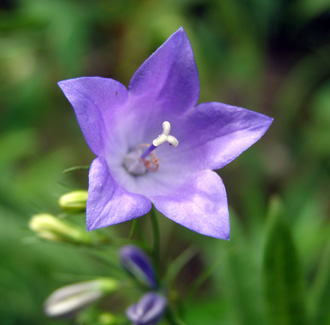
(123, 121), (179, 176)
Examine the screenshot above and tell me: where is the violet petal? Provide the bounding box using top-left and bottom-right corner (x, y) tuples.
(152, 170), (230, 239)
(58, 77), (128, 156)
(129, 27), (199, 113)
(125, 28), (199, 146)
(86, 158), (151, 230)
(165, 102), (274, 170)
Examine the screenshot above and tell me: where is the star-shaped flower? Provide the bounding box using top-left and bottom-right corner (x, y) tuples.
(58, 27), (273, 239)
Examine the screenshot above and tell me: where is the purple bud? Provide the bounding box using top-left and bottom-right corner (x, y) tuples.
(120, 245), (157, 289)
(126, 292), (167, 325)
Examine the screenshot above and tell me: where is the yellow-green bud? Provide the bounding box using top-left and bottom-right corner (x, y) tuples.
(58, 190), (88, 212)
(98, 312), (126, 325)
(29, 213), (91, 245)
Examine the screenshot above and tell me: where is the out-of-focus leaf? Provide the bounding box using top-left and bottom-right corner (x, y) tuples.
(165, 246), (198, 288)
(302, 81), (330, 159)
(310, 239), (330, 325)
(276, 50), (329, 133)
(200, 209), (265, 325)
(184, 298), (228, 325)
(290, 187), (330, 272)
(0, 129), (37, 168)
(297, 0), (330, 22)
(310, 81), (330, 126)
(263, 197), (307, 325)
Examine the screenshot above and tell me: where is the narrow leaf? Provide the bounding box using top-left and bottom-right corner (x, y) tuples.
(310, 238), (330, 325)
(165, 245), (198, 287)
(263, 197), (308, 325)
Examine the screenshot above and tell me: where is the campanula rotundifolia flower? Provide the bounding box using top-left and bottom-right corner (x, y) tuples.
(58, 27), (273, 239)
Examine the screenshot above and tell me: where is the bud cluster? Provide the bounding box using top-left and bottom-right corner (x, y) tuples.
(29, 190), (168, 324)
(29, 191), (96, 245)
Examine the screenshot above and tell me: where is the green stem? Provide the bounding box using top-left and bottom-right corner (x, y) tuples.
(150, 207), (160, 281)
(129, 218), (138, 239)
(128, 218), (151, 252)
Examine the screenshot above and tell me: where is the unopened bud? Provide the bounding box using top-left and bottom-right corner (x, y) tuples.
(126, 292), (167, 325)
(58, 190), (88, 212)
(44, 278), (118, 318)
(120, 245), (157, 289)
(29, 214), (91, 245)
(98, 312), (126, 325)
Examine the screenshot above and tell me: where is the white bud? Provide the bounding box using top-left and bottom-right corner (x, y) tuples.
(44, 279), (118, 318)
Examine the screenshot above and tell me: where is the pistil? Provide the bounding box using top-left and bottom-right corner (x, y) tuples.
(141, 121), (179, 159)
(123, 121), (178, 176)
(140, 144), (157, 160)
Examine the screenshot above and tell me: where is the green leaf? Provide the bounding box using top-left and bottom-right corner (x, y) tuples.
(263, 197), (308, 325)
(165, 245), (198, 288)
(310, 239), (330, 325)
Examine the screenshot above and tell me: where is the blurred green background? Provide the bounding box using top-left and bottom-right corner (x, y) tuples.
(1, 0), (330, 324)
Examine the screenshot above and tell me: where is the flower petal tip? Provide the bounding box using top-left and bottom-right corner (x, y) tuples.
(57, 78), (72, 90)
(259, 115), (274, 139)
(223, 233), (230, 241)
(267, 116), (274, 127)
(211, 229), (230, 240)
(176, 26), (186, 35)
(86, 221), (97, 232)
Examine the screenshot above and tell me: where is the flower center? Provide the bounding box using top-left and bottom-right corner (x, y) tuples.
(123, 121), (179, 176)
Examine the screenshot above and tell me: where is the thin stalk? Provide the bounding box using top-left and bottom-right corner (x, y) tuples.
(62, 165), (90, 173)
(136, 219), (151, 252)
(149, 207), (160, 281)
(129, 218), (138, 239)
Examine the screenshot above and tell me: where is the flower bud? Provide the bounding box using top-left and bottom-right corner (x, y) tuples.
(29, 213), (91, 245)
(126, 292), (167, 325)
(120, 245), (157, 289)
(98, 312), (126, 324)
(44, 278), (118, 318)
(58, 190), (88, 212)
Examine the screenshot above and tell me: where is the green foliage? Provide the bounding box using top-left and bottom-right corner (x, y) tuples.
(1, 0), (329, 323)
(263, 198), (307, 325)
(310, 240), (330, 325)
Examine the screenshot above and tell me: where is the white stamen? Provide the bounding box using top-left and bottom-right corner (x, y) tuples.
(152, 121), (179, 147)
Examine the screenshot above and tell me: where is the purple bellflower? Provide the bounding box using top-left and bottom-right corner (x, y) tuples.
(58, 27), (273, 239)
(126, 292), (167, 325)
(120, 245), (157, 289)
